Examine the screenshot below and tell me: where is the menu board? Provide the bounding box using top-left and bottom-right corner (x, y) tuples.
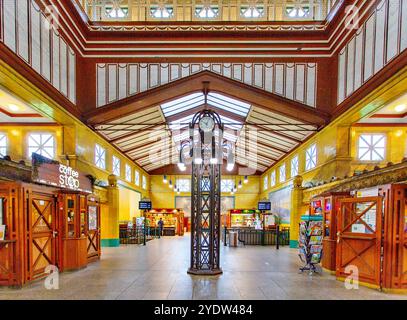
(139, 201), (152, 210)
(258, 201), (271, 211)
(88, 206), (98, 231)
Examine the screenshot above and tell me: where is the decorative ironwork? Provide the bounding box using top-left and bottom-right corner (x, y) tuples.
(187, 109), (225, 275)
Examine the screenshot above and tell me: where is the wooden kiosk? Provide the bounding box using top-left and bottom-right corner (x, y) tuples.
(336, 184), (407, 291)
(0, 154), (101, 287)
(309, 192), (351, 272)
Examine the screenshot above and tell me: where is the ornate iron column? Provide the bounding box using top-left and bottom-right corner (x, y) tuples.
(186, 109), (224, 275)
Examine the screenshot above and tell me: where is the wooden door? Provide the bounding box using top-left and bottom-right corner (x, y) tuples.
(381, 185), (407, 289)
(336, 197), (383, 287)
(27, 192), (57, 281)
(86, 204), (100, 260)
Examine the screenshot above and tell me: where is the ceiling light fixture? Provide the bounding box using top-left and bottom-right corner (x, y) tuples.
(395, 104), (407, 113)
(8, 104), (20, 112)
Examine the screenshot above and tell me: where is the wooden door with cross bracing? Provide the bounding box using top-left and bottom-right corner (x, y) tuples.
(86, 203), (100, 261)
(336, 197), (383, 287)
(27, 192), (57, 281)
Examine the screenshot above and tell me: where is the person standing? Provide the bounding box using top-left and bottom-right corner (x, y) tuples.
(158, 218), (164, 237)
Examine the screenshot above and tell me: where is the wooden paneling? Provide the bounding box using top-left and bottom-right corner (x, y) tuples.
(96, 62), (318, 108)
(337, 0), (407, 104)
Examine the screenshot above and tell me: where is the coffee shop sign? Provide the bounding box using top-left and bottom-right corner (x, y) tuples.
(59, 164), (80, 190)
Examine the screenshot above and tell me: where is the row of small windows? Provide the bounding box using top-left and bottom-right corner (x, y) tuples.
(106, 5), (310, 20)
(263, 143), (318, 190)
(263, 134), (388, 190)
(172, 179), (242, 193)
(95, 144), (147, 189)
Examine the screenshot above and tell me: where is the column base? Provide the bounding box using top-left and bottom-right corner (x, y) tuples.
(187, 268), (223, 276)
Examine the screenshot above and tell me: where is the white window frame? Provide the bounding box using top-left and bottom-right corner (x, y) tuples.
(357, 134), (386, 161)
(125, 164), (132, 182)
(0, 134), (7, 157)
(142, 175), (147, 190)
(177, 179), (191, 192)
(279, 164), (286, 182)
(28, 133), (55, 159)
(240, 5), (264, 18)
(306, 144), (317, 170)
(135, 170), (140, 186)
(291, 156), (299, 177)
(150, 5), (174, 18)
(95, 144), (106, 169)
(270, 171), (276, 187)
(105, 6), (129, 19)
(112, 156), (121, 176)
(195, 5), (219, 19)
(221, 179), (234, 192)
(263, 175), (268, 190)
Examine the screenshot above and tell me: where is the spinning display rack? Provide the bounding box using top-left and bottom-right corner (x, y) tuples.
(299, 215), (323, 275)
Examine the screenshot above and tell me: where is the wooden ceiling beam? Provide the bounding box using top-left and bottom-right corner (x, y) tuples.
(84, 71), (330, 127)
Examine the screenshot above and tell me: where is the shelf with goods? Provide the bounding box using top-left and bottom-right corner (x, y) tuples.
(144, 208), (184, 236)
(299, 215), (324, 275)
(222, 209), (263, 229)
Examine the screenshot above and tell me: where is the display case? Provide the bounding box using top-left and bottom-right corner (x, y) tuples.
(144, 209), (184, 236)
(224, 209), (262, 228)
(310, 192), (351, 272)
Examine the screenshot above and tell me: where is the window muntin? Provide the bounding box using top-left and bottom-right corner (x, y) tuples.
(195, 5), (219, 18)
(105, 6), (129, 18)
(28, 133), (55, 159)
(177, 179), (191, 192)
(306, 144), (317, 170)
(263, 175), (268, 190)
(0, 134), (7, 157)
(279, 164), (286, 182)
(112, 156), (121, 176)
(142, 176), (147, 190)
(285, 5), (310, 18)
(240, 6), (264, 18)
(95, 144), (106, 169)
(125, 164), (132, 182)
(270, 171), (276, 187)
(150, 6), (174, 18)
(291, 156), (299, 177)
(221, 179), (234, 192)
(358, 134), (386, 161)
(135, 170), (140, 186)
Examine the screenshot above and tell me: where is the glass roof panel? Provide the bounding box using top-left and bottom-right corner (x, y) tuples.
(207, 93), (251, 117)
(161, 93), (204, 117)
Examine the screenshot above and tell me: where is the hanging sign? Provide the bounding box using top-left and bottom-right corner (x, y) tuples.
(32, 153), (93, 193)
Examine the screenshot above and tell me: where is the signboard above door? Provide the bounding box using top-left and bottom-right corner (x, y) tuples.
(31, 153), (93, 193)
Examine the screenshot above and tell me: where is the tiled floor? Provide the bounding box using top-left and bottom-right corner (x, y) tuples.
(0, 234), (406, 300)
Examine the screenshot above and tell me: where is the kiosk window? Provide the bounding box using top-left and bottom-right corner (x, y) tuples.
(0, 198), (3, 225)
(88, 206), (98, 231)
